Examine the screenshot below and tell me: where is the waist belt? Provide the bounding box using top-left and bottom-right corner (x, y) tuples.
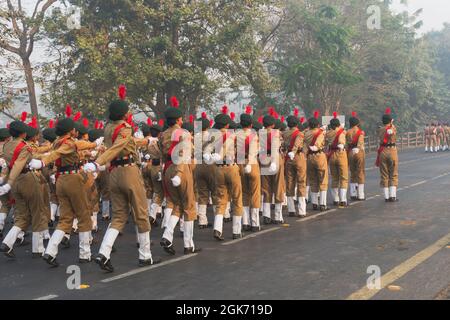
(151, 159), (161, 166)
(308, 150), (324, 156)
(58, 165), (80, 174)
(381, 143), (396, 148)
(217, 162), (236, 167)
(21, 167), (31, 174)
(111, 156), (135, 167)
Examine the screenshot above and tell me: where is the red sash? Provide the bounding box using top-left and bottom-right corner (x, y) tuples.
(245, 133), (255, 156)
(347, 129), (364, 155)
(327, 128), (344, 161)
(307, 129), (323, 156)
(54, 137), (70, 169)
(112, 123), (127, 144)
(285, 129), (301, 161)
(375, 126), (392, 167)
(9, 141), (27, 170)
(163, 129), (184, 198)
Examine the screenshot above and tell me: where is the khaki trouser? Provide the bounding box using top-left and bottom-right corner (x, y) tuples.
(142, 164), (154, 199)
(379, 147), (399, 188)
(0, 194), (11, 215)
(97, 171), (110, 201)
(349, 150), (365, 184)
(430, 135), (437, 149)
(195, 164), (216, 206)
(329, 151), (349, 189)
(164, 163), (197, 221)
(307, 152), (328, 192)
(239, 164), (261, 209)
(215, 165), (244, 216)
(285, 153), (307, 198)
(149, 164), (163, 206)
(55, 173), (92, 234)
(261, 156), (285, 203)
(12, 172), (49, 232)
(109, 165), (150, 233)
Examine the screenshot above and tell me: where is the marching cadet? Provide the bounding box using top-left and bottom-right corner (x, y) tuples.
(260, 111), (285, 224)
(346, 112), (366, 201)
(160, 97), (200, 255)
(0, 128), (12, 238)
(238, 106), (261, 231)
(0, 121), (48, 258)
(283, 110), (307, 218)
(304, 112), (328, 211)
(206, 112), (244, 240)
(41, 127), (59, 227)
(430, 123), (437, 153)
(325, 113), (348, 207)
(445, 123), (450, 151)
(27, 117), (102, 265)
(424, 124), (430, 153)
(376, 108), (399, 202)
(195, 113), (214, 229)
(437, 123), (445, 151)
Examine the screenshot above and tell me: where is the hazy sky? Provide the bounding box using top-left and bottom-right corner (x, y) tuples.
(391, 0), (450, 33)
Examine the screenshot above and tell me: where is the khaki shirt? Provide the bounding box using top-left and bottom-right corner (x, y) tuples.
(282, 128), (304, 154)
(43, 135), (97, 167)
(326, 127), (347, 149)
(3, 138), (33, 185)
(378, 124), (397, 145)
(236, 128), (259, 165)
(304, 128), (325, 152)
(346, 126), (365, 150)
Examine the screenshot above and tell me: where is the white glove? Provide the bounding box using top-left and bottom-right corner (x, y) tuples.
(321, 125), (327, 131)
(134, 131), (144, 139)
(0, 158), (6, 169)
(203, 153), (212, 164)
(92, 172), (98, 179)
(352, 148), (360, 155)
(211, 153), (222, 163)
(0, 184), (11, 196)
(244, 164), (252, 174)
(387, 129), (394, 135)
(309, 146), (319, 152)
(157, 172), (162, 182)
(90, 150), (98, 158)
(95, 137), (104, 147)
(83, 162), (97, 173)
(288, 152), (295, 160)
(96, 163), (106, 172)
(171, 175), (181, 187)
(144, 154), (151, 161)
(269, 162), (278, 173)
(337, 144), (345, 150)
(29, 159), (44, 170)
(148, 137), (158, 145)
(50, 174), (56, 184)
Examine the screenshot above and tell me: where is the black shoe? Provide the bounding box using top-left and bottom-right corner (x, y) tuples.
(95, 254), (114, 273)
(251, 226), (261, 232)
(198, 223), (212, 229)
(79, 258), (92, 264)
(339, 202), (348, 208)
(139, 257), (162, 267)
(214, 230), (225, 241)
(102, 216), (110, 221)
(15, 238), (30, 247)
(160, 238), (176, 255)
(184, 247), (202, 255)
(0, 243), (15, 258)
(263, 217), (272, 225)
(232, 234), (242, 240)
(43, 254), (59, 267)
(297, 215), (307, 219)
(61, 236), (70, 249)
(111, 245), (117, 253)
(32, 252), (43, 259)
(289, 212), (296, 217)
(272, 220), (283, 225)
(350, 196), (358, 201)
(136, 242), (139, 248)
(389, 197), (399, 202)
(320, 205), (328, 212)
(0, 230), (3, 239)
(242, 225), (251, 232)
(333, 201), (339, 206)
(149, 217), (159, 227)
(312, 204), (319, 211)
(48, 221), (54, 229)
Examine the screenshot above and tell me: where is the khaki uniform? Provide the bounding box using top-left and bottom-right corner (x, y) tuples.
(1, 138), (48, 255)
(430, 126), (437, 152)
(0, 141), (12, 232)
(346, 126), (366, 200)
(142, 137), (163, 221)
(377, 124), (399, 200)
(237, 128), (261, 229)
(304, 128), (328, 207)
(326, 128), (348, 204)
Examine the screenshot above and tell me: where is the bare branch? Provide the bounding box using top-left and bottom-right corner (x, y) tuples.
(29, 0), (57, 39)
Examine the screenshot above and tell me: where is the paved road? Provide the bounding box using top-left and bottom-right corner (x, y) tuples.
(1, 148), (450, 300)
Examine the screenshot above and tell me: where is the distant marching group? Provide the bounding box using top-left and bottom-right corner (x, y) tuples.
(0, 85), (400, 273)
(424, 123), (450, 153)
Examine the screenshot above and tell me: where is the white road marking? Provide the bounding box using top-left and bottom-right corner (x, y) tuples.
(222, 227), (282, 246)
(296, 209), (338, 223)
(101, 254), (198, 283)
(34, 294), (58, 300)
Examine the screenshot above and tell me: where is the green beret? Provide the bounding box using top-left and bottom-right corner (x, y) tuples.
(308, 117), (319, 129)
(151, 124), (163, 132)
(0, 128), (11, 140)
(287, 116), (299, 128)
(240, 114), (253, 127)
(9, 121), (29, 138)
(329, 118), (340, 129)
(141, 123), (152, 137)
(75, 122), (88, 136)
(164, 107), (183, 120)
(55, 118), (75, 136)
(349, 117), (360, 128)
(42, 128), (57, 143)
(108, 100), (129, 121)
(88, 129), (104, 142)
(26, 126), (39, 140)
(214, 114), (231, 126)
(263, 115), (275, 127)
(229, 120), (238, 129)
(382, 114), (392, 125)
(182, 122), (194, 133)
(253, 119), (263, 131)
(196, 118), (210, 131)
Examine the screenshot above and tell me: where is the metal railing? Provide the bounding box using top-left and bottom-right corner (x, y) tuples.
(364, 131), (425, 154)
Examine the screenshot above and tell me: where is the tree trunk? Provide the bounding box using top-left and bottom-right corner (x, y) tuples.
(22, 57), (40, 127)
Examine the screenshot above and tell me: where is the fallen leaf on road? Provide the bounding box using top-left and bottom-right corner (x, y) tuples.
(78, 284), (90, 290)
(387, 285), (402, 291)
(400, 220), (416, 226)
(282, 224), (290, 227)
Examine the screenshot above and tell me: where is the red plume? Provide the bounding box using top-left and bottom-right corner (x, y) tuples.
(245, 106), (252, 115)
(294, 108), (299, 118)
(73, 111), (82, 122)
(6, 123), (10, 129)
(230, 112), (236, 121)
(170, 96), (179, 108)
(99, 122), (104, 129)
(65, 104), (72, 118)
(118, 85), (127, 100)
(20, 111), (28, 122)
(201, 112), (207, 119)
(333, 111), (338, 119)
(281, 116), (285, 123)
(30, 116), (37, 129)
(268, 106), (275, 116)
(189, 115), (194, 124)
(147, 118), (152, 126)
(126, 114), (133, 125)
(158, 119), (165, 127)
(94, 120), (99, 129)
(273, 112), (279, 120)
(351, 111), (357, 118)
(210, 119), (214, 127)
(49, 119), (55, 129)
(300, 117), (305, 124)
(258, 116), (264, 124)
(314, 111), (320, 119)
(385, 108), (391, 115)
(82, 118), (89, 128)
(221, 105), (229, 115)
